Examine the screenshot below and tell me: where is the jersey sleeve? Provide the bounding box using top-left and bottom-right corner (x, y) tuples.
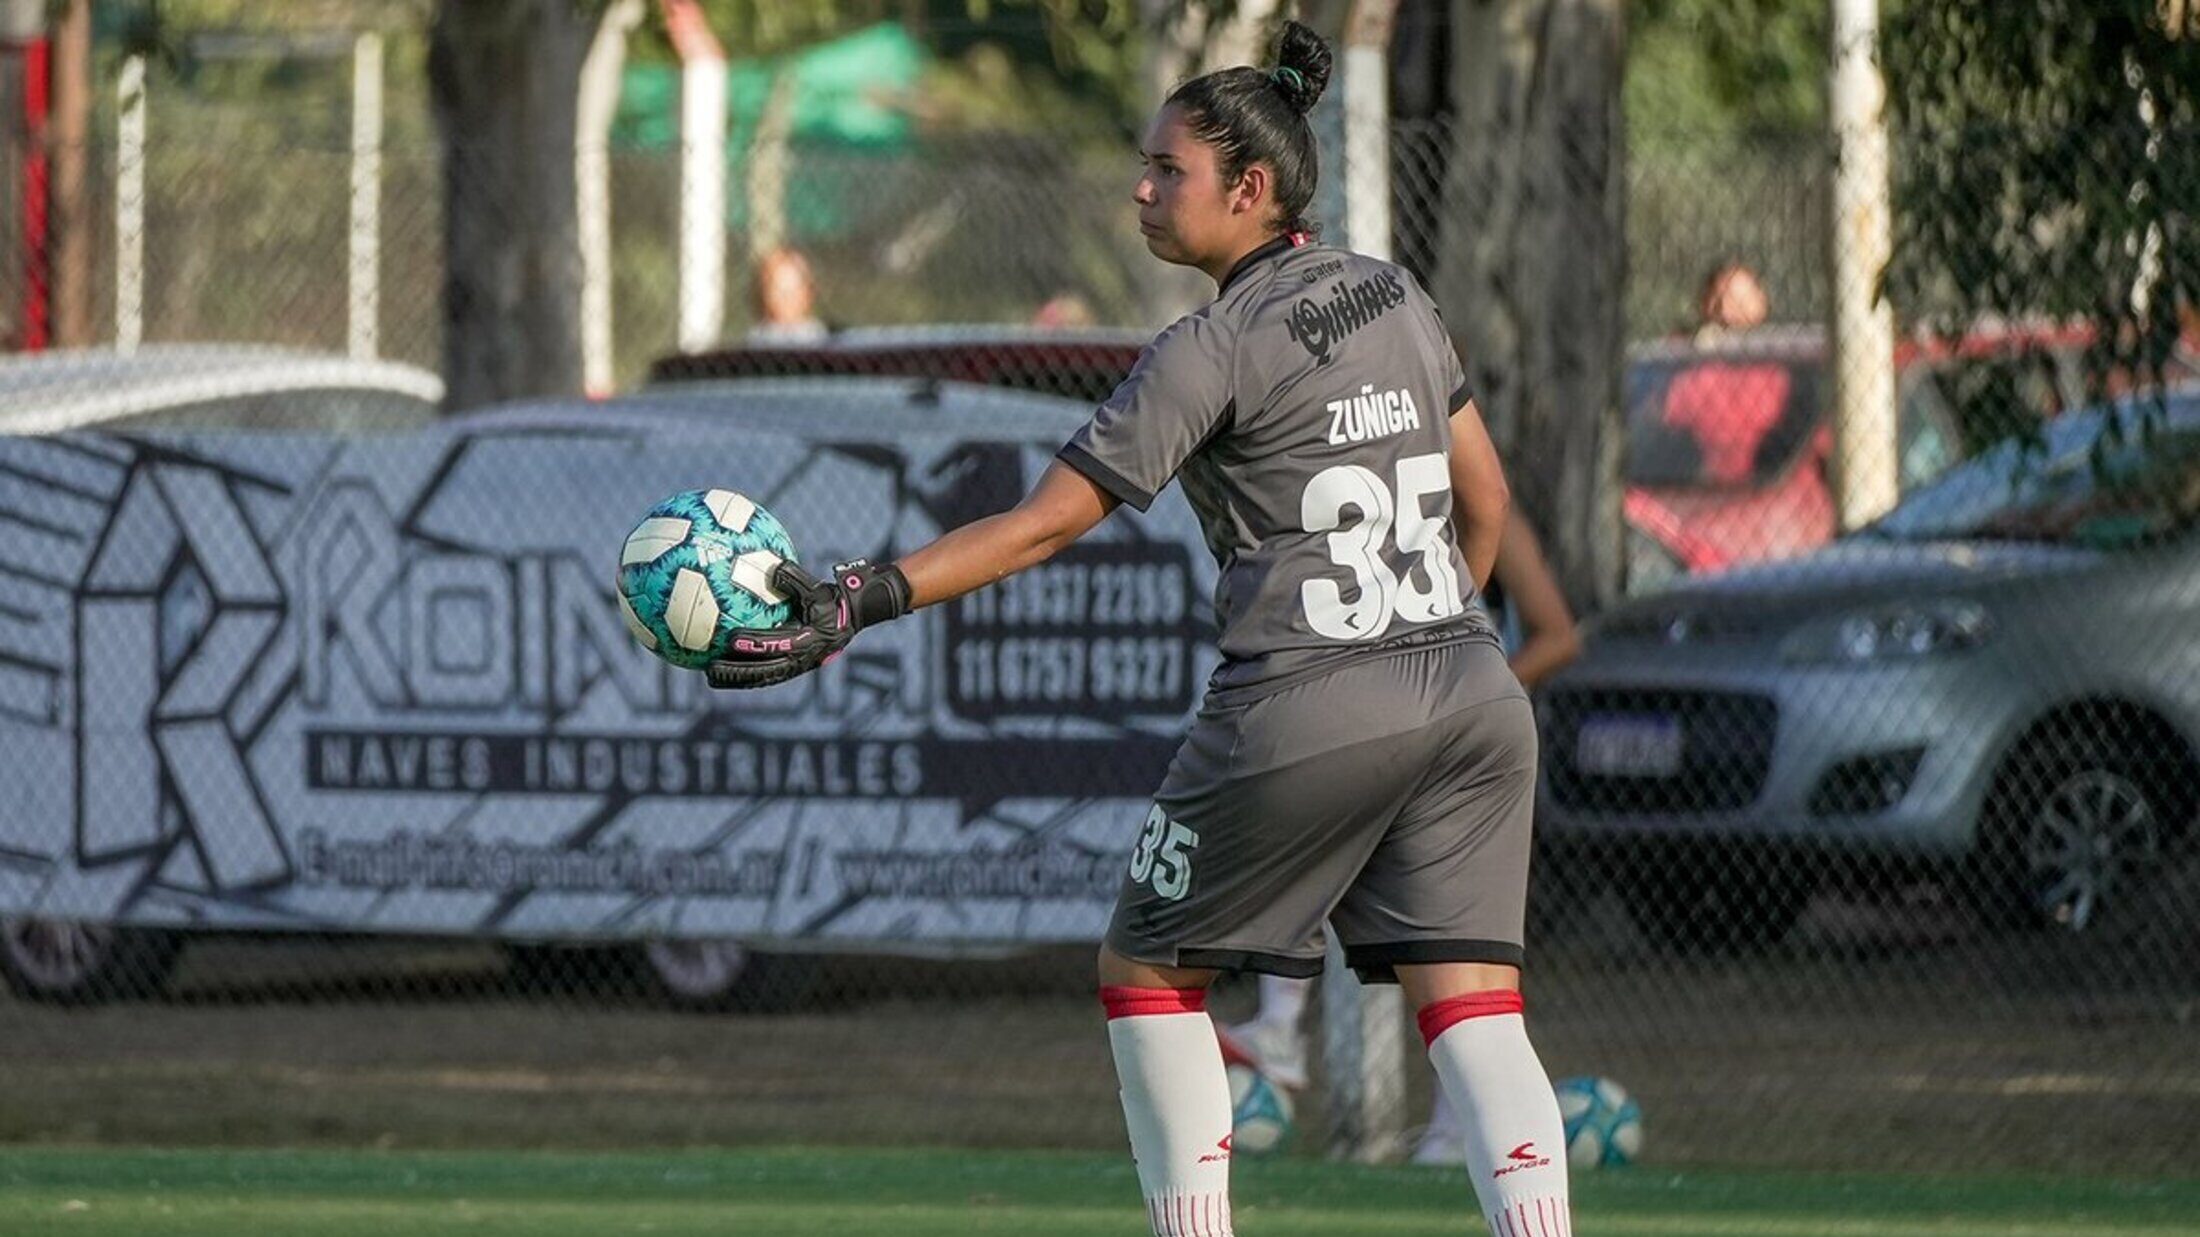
(1404, 269), (1476, 412)
(1440, 332), (1474, 413)
(1057, 312), (1236, 512)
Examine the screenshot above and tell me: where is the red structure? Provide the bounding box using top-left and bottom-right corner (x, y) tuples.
(0, 21), (50, 352)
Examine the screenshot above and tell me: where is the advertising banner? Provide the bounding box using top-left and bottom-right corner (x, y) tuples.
(0, 407), (1216, 946)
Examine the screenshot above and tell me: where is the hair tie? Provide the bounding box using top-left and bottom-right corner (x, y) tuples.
(1269, 66), (1306, 95)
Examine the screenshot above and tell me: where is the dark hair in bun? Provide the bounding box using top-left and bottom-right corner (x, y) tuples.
(1165, 19), (1333, 235)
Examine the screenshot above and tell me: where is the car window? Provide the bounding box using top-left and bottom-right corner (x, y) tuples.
(1927, 352), (2070, 457)
(1895, 370), (1960, 490)
(1624, 356), (1824, 490)
(1871, 399), (2200, 547)
(106, 388), (438, 434)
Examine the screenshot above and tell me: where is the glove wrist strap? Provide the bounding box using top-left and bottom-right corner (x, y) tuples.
(841, 561), (912, 629)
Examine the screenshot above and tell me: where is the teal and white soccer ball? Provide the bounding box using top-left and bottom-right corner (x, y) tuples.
(1555, 1075), (1643, 1169)
(1226, 1062), (1295, 1155)
(616, 488), (799, 670)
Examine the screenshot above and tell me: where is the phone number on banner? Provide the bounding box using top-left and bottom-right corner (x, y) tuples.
(952, 635), (1186, 712)
(944, 544), (1199, 720)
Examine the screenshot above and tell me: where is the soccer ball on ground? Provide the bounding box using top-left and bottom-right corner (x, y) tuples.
(1226, 1062), (1295, 1155)
(1554, 1075), (1643, 1169)
(617, 488), (799, 669)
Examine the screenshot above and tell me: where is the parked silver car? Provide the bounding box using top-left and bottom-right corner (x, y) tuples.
(1540, 392), (2200, 947)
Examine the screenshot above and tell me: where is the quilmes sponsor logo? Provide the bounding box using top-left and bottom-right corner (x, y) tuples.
(1285, 268), (1407, 363)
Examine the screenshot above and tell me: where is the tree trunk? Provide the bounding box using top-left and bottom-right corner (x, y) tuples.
(1428, 0), (1626, 614)
(430, 0), (589, 412)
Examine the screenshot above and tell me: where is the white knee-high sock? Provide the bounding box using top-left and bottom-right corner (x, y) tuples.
(1420, 991), (1571, 1237)
(1103, 986), (1235, 1237)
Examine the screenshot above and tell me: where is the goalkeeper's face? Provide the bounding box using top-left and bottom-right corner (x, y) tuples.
(1133, 105), (1258, 272)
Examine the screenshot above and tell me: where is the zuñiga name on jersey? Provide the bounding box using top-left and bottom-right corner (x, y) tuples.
(1325, 383), (1423, 446)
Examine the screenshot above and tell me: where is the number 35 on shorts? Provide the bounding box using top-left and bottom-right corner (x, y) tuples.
(1129, 805), (1199, 901)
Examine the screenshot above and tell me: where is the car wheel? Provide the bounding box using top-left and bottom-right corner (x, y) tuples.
(1973, 736), (2170, 933)
(0, 917), (182, 1004)
(1617, 860), (1816, 953)
(625, 939), (821, 1012)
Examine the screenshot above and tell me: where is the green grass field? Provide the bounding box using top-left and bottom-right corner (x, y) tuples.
(2, 1147), (2193, 1236)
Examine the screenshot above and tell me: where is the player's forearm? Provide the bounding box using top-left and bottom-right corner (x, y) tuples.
(898, 507), (1081, 611)
(1508, 629), (1582, 691)
(897, 462), (1115, 611)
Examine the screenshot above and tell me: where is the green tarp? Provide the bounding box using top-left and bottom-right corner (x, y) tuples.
(614, 22), (922, 152)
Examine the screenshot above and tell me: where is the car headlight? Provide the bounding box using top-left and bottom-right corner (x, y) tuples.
(1779, 600), (1994, 664)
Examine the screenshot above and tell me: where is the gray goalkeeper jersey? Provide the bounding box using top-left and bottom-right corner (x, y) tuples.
(1059, 235), (1501, 700)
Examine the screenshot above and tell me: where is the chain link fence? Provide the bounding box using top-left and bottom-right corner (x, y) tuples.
(0, 67), (2196, 1185)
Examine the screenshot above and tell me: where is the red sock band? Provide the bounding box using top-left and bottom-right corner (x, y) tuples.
(1100, 985), (1207, 1020)
(1417, 989), (1524, 1047)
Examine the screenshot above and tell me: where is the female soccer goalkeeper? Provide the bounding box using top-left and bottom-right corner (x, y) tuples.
(708, 21), (1570, 1236)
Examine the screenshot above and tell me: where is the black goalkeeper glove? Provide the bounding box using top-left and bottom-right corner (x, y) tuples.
(702, 558), (911, 690)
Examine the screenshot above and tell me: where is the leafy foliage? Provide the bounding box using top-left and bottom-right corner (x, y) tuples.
(1885, 1), (2200, 412)
(1628, 0), (1826, 144)
(627, 0), (1148, 132)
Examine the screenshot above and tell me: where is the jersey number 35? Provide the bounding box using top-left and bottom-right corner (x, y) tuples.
(1300, 451), (1465, 641)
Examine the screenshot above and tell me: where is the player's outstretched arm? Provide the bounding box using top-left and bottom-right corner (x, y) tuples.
(704, 464), (1114, 691)
(898, 461), (1118, 609)
(1447, 398), (1511, 591)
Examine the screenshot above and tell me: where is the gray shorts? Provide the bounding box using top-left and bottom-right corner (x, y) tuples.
(1106, 638), (1538, 983)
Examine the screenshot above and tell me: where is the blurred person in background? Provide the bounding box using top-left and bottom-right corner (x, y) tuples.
(746, 246), (830, 345)
(1693, 258), (1770, 345)
(1218, 505), (1582, 1165)
(1666, 258), (1795, 490)
(1032, 291), (1099, 329)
